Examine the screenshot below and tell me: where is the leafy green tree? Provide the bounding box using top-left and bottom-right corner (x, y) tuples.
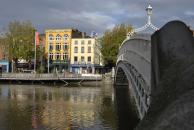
(5, 20), (35, 72)
(101, 24), (132, 67)
(0, 36), (9, 60)
(36, 45), (46, 73)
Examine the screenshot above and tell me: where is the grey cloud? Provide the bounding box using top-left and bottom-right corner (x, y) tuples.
(0, 0), (194, 35)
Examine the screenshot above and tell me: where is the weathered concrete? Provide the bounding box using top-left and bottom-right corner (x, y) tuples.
(136, 20), (194, 130)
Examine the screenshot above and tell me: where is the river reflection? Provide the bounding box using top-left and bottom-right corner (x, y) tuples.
(0, 84), (118, 130)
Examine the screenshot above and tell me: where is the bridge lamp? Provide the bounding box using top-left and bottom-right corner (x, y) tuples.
(125, 4), (158, 40)
(146, 4), (153, 16)
(146, 4), (153, 25)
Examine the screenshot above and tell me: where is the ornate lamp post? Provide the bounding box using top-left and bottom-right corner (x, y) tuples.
(146, 4), (152, 25)
(127, 4), (159, 38)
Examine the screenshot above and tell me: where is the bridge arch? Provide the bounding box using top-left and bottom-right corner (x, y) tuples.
(115, 61), (150, 118)
(115, 62), (140, 129)
(115, 34), (152, 121)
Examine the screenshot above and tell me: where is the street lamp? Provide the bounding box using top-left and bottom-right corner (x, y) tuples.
(146, 4), (153, 25)
(126, 4), (159, 39)
(47, 44), (50, 73)
(146, 4), (152, 16)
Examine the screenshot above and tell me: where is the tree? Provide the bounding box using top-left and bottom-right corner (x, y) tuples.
(0, 36), (9, 60)
(101, 24), (132, 67)
(36, 45), (46, 73)
(5, 20), (35, 72)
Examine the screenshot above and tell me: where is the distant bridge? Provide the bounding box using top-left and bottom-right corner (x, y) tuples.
(114, 21), (194, 130)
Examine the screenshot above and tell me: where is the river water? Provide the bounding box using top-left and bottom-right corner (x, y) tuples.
(0, 84), (134, 130)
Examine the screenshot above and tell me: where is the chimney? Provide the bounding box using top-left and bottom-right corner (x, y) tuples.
(82, 32), (86, 38)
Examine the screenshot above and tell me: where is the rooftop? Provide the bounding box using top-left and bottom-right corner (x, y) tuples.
(45, 28), (80, 32)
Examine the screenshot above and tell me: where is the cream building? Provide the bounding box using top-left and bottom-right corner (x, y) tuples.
(70, 38), (102, 74)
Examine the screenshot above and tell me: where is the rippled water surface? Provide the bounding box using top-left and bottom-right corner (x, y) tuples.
(0, 84), (121, 130)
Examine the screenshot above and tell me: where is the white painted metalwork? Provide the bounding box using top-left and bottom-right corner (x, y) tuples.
(116, 54), (124, 65)
(127, 4), (159, 39)
(115, 62), (150, 119)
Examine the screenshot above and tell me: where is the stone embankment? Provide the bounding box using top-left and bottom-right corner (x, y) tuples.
(136, 21), (194, 130)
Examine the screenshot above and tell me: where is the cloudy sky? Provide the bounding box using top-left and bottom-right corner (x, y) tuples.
(0, 0), (194, 35)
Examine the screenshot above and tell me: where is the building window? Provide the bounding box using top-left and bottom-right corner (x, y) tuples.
(56, 43), (61, 51)
(56, 34), (62, 41)
(88, 46), (91, 53)
(63, 43), (68, 51)
(49, 53), (53, 60)
(74, 56), (78, 64)
(49, 34), (54, 41)
(88, 56), (91, 63)
(56, 53), (60, 60)
(74, 47), (78, 53)
(81, 47), (84, 53)
(81, 56), (85, 63)
(64, 34), (69, 40)
(49, 43), (53, 51)
(81, 40), (84, 45)
(63, 53), (68, 60)
(88, 40), (91, 45)
(2, 54), (6, 60)
(74, 40), (78, 45)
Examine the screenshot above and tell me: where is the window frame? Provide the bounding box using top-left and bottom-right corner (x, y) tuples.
(48, 34), (54, 41)
(88, 40), (91, 45)
(88, 56), (91, 63)
(63, 43), (68, 51)
(81, 40), (85, 45)
(64, 34), (69, 41)
(49, 43), (53, 51)
(49, 53), (53, 60)
(74, 56), (78, 64)
(81, 56), (85, 63)
(56, 34), (62, 41)
(81, 46), (85, 53)
(63, 53), (68, 60)
(74, 40), (78, 45)
(56, 43), (61, 51)
(55, 53), (60, 60)
(74, 46), (78, 53)
(88, 46), (91, 53)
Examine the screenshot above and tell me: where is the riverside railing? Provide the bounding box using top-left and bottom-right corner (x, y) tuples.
(0, 73), (102, 80)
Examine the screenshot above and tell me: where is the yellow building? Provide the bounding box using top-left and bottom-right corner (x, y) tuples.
(71, 38), (103, 74)
(45, 29), (82, 72)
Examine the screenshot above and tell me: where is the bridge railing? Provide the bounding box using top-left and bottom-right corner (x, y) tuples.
(119, 33), (151, 50)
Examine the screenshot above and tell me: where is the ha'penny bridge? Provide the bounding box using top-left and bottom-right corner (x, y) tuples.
(114, 5), (194, 130)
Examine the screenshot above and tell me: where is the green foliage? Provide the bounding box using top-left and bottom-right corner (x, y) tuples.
(36, 46), (46, 73)
(0, 37), (9, 59)
(6, 20), (35, 62)
(101, 24), (132, 66)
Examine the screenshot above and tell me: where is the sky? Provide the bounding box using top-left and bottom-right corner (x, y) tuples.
(0, 0), (194, 35)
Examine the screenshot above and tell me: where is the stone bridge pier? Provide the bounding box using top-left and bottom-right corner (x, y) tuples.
(115, 20), (194, 130)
